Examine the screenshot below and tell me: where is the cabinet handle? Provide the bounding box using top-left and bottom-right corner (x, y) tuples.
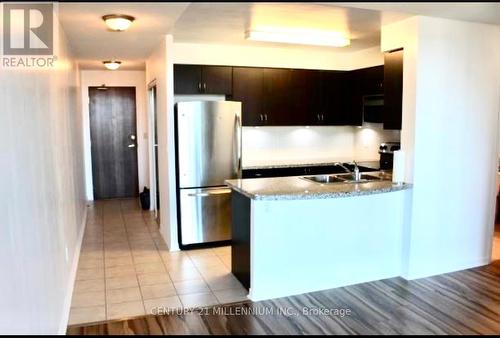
(259, 114), (263, 121)
(203, 83), (207, 91)
(321, 114), (325, 121)
(198, 82), (201, 92)
(317, 114), (320, 121)
(264, 114), (268, 122)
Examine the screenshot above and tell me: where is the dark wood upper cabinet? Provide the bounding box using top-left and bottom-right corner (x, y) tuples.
(174, 64), (232, 95)
(175, 62), (401, 128)
(202, 66), (232, 95)
(383, 49), (403, 130)
(346, 65), (384, 126)
(232, 67), (264, 126)
(361, 65), (384, 95)
(290, 69), (322, 125)
(321, 71), (358, 125)
(174, 65), (202, 94)
(262, 68), (292, 125)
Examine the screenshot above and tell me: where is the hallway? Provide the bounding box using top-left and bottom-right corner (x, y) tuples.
(69, 199), (246, 325)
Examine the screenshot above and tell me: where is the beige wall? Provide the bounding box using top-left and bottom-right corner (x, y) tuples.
(0, 21), (86, 334)
(146, 35), (179, 251)
(80, 70), (149, 200)
(172, 42), (383, 70)
(382, 16), (500, 280)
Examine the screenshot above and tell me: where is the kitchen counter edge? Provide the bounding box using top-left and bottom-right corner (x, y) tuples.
(225, 178), (412, 201)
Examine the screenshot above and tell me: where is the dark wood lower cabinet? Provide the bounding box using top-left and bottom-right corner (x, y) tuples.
(231, 191), (251, 290)
(242, 164), (378, 179)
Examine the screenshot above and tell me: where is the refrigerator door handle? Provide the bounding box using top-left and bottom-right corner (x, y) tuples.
(187, 188), (232, 197)
(236, 114), (242, 175)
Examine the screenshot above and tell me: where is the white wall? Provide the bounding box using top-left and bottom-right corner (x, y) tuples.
(80, 70), (148, 200)
(382, 17), (500, 279)
(146, 35), (179, 251)
(242, 124), (400, 167)
(172, 42), (383, 70)
(0, 20), (86, 335)
(250, 189), (410, 301)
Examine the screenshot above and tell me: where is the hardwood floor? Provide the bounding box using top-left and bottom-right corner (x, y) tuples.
(68, 260), (500, 335)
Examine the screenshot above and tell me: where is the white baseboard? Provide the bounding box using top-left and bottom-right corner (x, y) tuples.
(401, 256), (491, 281)
(57, 206), (88, 335)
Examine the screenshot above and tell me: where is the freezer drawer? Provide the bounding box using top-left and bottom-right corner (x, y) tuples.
(179, 187), (232, 246)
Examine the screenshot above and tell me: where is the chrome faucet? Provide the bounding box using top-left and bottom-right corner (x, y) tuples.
(334, 161), (361, 181)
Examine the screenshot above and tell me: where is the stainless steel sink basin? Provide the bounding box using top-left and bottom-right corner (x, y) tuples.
(302, 175), (348, 184)
(302, 173), (387, 184)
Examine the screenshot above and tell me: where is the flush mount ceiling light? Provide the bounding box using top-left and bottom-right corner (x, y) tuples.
(103, 60), (121, 70)
(102, 14), (135, 31)
(245, 27), (350, 48)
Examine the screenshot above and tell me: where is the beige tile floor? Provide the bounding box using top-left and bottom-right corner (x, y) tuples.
(69, 199), (247, 326)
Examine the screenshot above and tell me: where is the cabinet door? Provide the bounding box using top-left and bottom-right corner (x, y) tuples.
(174, 64), (202, 94)
(262, 68), (292, 125)
(232, 67), (264, 126)
(383, 49), (403, 130)
(362, 65), (384, 95)
(202, 66), (232, 95)
(290, 69), (322, 125)
(321, 71), (358, 125)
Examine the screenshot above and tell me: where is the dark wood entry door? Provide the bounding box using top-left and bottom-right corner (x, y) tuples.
(89, 87), (138, 200)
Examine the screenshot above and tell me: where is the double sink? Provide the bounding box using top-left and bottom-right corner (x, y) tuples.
(302, 173), (388, 184)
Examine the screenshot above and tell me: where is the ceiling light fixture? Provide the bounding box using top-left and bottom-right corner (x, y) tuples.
(102, 14), (135, 32)
(103, 60), (121, 70)
(245, 27), (350, 48)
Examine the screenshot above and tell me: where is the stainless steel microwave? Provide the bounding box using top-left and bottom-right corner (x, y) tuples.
(363, 94), (384, 123)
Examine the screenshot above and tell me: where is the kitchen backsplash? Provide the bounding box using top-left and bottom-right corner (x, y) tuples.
(242, 123), (400, 167)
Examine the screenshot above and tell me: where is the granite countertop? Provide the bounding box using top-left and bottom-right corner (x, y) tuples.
(226, 171), (411, 201)
(243, 160), (381, 171)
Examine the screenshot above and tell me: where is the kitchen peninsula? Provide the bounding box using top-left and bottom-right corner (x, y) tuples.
(226, 172), (411, 301)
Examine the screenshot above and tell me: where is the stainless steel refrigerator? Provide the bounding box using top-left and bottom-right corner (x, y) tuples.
(175, 101), (242, 247)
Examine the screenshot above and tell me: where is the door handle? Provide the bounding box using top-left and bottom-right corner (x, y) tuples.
(128, 144), (136, 148)
(236, 114), (242, 174)
(188, 188), (232, 197)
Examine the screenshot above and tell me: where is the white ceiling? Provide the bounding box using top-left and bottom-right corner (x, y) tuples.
(59, 2), (190, 70)
(335, 2), (500, 26)
(59, 2), (500, 71)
